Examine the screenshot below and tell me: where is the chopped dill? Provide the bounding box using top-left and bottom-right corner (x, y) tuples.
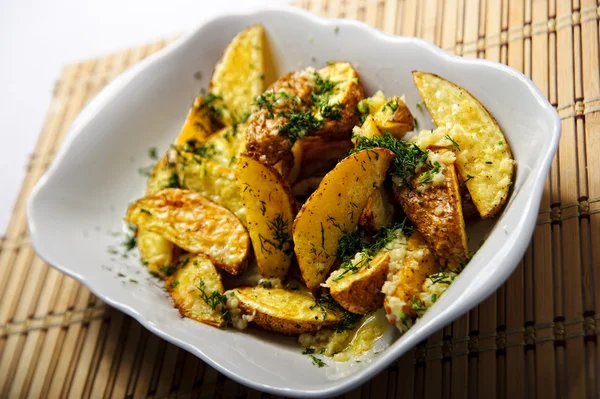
(411, 296), (428, 313)
(278, 112), (322, 142)
(416, 101), (425, 111)
(445, 135), (461, 151)
(148, 147), (158, 160)
(384, 99), (399, 113)
(162, 173), (180, 189)
(464, 174), (474, 183)
(170, 280), (180, 288)
(309, 355), (327, 368)
(197, 280), (230, 321)
(122, 234), (137, 252)
(159, 264), (177, 277)
(302, 347), (316, 355)
(352, 132), (430, 188)
(418, 161), (441, 185)
(335, 311), (362, 333)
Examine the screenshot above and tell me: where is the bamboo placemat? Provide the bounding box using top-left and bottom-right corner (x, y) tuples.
(2, 0), (599, 397)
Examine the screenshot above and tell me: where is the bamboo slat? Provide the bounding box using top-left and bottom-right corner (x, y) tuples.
(1, 0), (598, 397)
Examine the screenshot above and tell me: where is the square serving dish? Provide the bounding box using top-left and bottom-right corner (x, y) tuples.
(27, 5), (560, 397)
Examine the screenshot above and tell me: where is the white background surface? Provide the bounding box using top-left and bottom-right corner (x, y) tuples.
(0, 0), (292, 235)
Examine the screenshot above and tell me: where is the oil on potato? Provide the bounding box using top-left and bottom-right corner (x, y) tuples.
(293, 148), (395, 291)
(236, 155), (296, 279)
(126, 188), (250, 275)
(393, 156), (469, 270)
(165, 253), (227, 327)
(234, 287), (342, 334)
(326, 253), (390, 314)
(412, 71), (514, 218)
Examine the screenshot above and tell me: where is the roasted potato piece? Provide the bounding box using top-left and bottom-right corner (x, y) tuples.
(393, 153), (469, 270)
(358, 186), (396, 233)
(246, 62), (363, 167)
(175, 154), (246, 223)
(201, 124), (248, 166)
(382, 231), (439, 332)
(325, 253), (390, 314)
(174, 95), (220, 146)
(165, 254), (227, 327)
(209, 25), (266, 121)
(371, 96), (414, 138)
(351, 115), (381, 144)
(125, 188), (250, 275)
(236, 155), (296, 278)
(293, 148), (395, 291)
(138, 153), (180, 276)
(233, 287), (342, 334)
(412, 71), (514, 218)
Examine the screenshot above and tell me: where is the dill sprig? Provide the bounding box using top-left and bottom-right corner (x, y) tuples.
(196, 281), (230, 322)
(351, 132), (430, 187)
(445, 135), (461, 151)
(333, 219), (412, 282)
(418, 161), (441, 185)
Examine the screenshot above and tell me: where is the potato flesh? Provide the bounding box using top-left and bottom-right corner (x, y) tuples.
(293, 148), (395, 291)
(382, 231), (439, 332)
(166, 254), (225, 327)
(412, 71), (514, 218)
(126, 188), (249, 275)
(236, 155), (295, 278)
(210, 25), (265, 121)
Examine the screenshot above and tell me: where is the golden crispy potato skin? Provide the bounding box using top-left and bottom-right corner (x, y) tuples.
(412, 71), (514, 218)
(245, 62), (364, 167)
(166, 254), (226, 327)
(328, 253), (390, 314)
(393, 163), (469, 270)
(293, 148), (395, 291)
(383, 232), (439, 322)
(236, 155), (296, 278)
(126, 188), (250, 275)
(234, 287), (342, 335)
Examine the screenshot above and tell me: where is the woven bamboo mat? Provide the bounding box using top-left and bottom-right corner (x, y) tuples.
(2, 0), (599, 397)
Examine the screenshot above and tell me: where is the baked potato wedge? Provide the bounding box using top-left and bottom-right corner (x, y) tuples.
(382, 231), (439, 332)
(293, 148), (395, 291)
(358, 185), (396, 233)
(236, 155), (296, 278)
(174, 95), (221, 146)
(165, 253), (227, 327)
(201, 124), (248, 166)
(246, 62), (363, 167)
(325, 253), (390, 314)
(233, 287), (342, 334)
(175, 153), (246, 223)
(393, 152), (469, 270)
(351, 115), (380, 143)
(412, 71), (514, 218)
(125, 188), (250, 275)
(138, 152), (180, 277)
(209, 24), (266, 122)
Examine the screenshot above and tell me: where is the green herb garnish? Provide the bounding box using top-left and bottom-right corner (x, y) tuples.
(464, 174), (474, 183)
(197, 280), (230, 321)
(445, 135), (461, 151)
(278, 112), (322, 142)
(352, 132), (429, 187)
(148, 147), (158, 160)
(170, 280), (180, 288)
(418, 161), (441, 185)
(309, 355), (327, 368)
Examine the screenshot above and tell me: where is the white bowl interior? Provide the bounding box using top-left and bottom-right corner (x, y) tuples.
(27, 6), (559, 397)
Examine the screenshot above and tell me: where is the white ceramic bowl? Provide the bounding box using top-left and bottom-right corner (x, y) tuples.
(27, 5), (560, 397)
